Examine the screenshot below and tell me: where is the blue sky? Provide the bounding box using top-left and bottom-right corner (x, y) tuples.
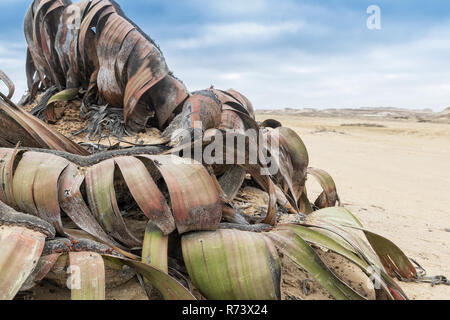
(1, 0), (450, 111)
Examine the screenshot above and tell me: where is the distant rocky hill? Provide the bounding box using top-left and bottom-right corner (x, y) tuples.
(256, 107), (450, 124)
(439, 107), (450, 115)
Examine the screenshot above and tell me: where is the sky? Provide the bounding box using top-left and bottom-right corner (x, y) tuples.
(1, 0), (450, 111)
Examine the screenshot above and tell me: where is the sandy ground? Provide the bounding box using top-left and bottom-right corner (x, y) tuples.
(257, 112), (450, 300)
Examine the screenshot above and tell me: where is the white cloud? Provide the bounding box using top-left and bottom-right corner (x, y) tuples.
(162, 19), (450, 111)
(191, 0), (270, 16)
(165, 21), (303, 50)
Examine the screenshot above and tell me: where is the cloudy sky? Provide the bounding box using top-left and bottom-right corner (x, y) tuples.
(1, 0), (450, 111)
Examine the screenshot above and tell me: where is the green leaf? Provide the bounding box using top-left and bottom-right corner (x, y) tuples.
(182, 229), (281, 300)
(278, 224), (365, 268)
(69, 252), (105, 300)
(142, 222), (168, 273)
(47, 88), (79, 106)
(309, 207), (416, 280)
(277, 224), (403, 300)
(44, 88), (79, 123)
(309, 206), (363, 228)
(305, 222), (409, 300)
(307, 215), (384, 271)
(103, 255), (196, 300)
(266, 230), (365, 300)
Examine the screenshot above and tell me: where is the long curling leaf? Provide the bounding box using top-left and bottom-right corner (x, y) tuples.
(69, 252), (106, 300)
(278, 224), (366, 268)
(363, 230), (417, 280)
(309, 207), (417, 280)
(0, 148), (19, 208)
(301, 222), (409, 300)
(307, 168), (340, 208)
(0, 70), (15, 99)
(142, 222), (168, 273)
(266, 229), (365, 300)
(277, 224), (402, 300)
(182, 229), (281, 300)
(270, 127), (309, 210)
(309, 206), (364, 228)
(102, 255), (196, 300)
(0, 226), (46, 300)
(298, 188), (313, 214)
(140, 222), (169, 299)
(0, 92), (90, 155)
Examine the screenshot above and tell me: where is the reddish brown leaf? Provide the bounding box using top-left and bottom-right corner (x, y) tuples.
(219, 109), (246, 132)
(226, 89), (255, 119)
(21, 253), (61, 291)
(180, 91), (222, 131)
(97, 13), (135, 107)
(307, 167), (340, 208)
(266, 127), (309, 211)
(0, 148), (20, 208)
(0, 226), (46, 300)
(78, 0), (111, 76)
(149, 75), (189, 129)
(114, 156), (176, 235)
(141, 155), (222, 234)
(0, 95), (90, 155)
(59, 163), (120, 247)
(0, 70), (15, 99)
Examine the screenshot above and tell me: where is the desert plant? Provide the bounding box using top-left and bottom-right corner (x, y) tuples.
(0, 90), (419, 300)
(0, 142), (418, 300)
(0, 0), (427, 300)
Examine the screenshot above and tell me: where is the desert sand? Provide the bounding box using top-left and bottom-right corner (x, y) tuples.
(257, 109), (450, 300)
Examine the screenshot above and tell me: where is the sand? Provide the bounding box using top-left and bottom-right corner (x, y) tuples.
(21, 98), (168, 150)
(256, 111), (450, 300)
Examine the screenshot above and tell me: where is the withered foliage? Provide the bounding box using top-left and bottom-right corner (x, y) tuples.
(0, 0), (426, 301)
